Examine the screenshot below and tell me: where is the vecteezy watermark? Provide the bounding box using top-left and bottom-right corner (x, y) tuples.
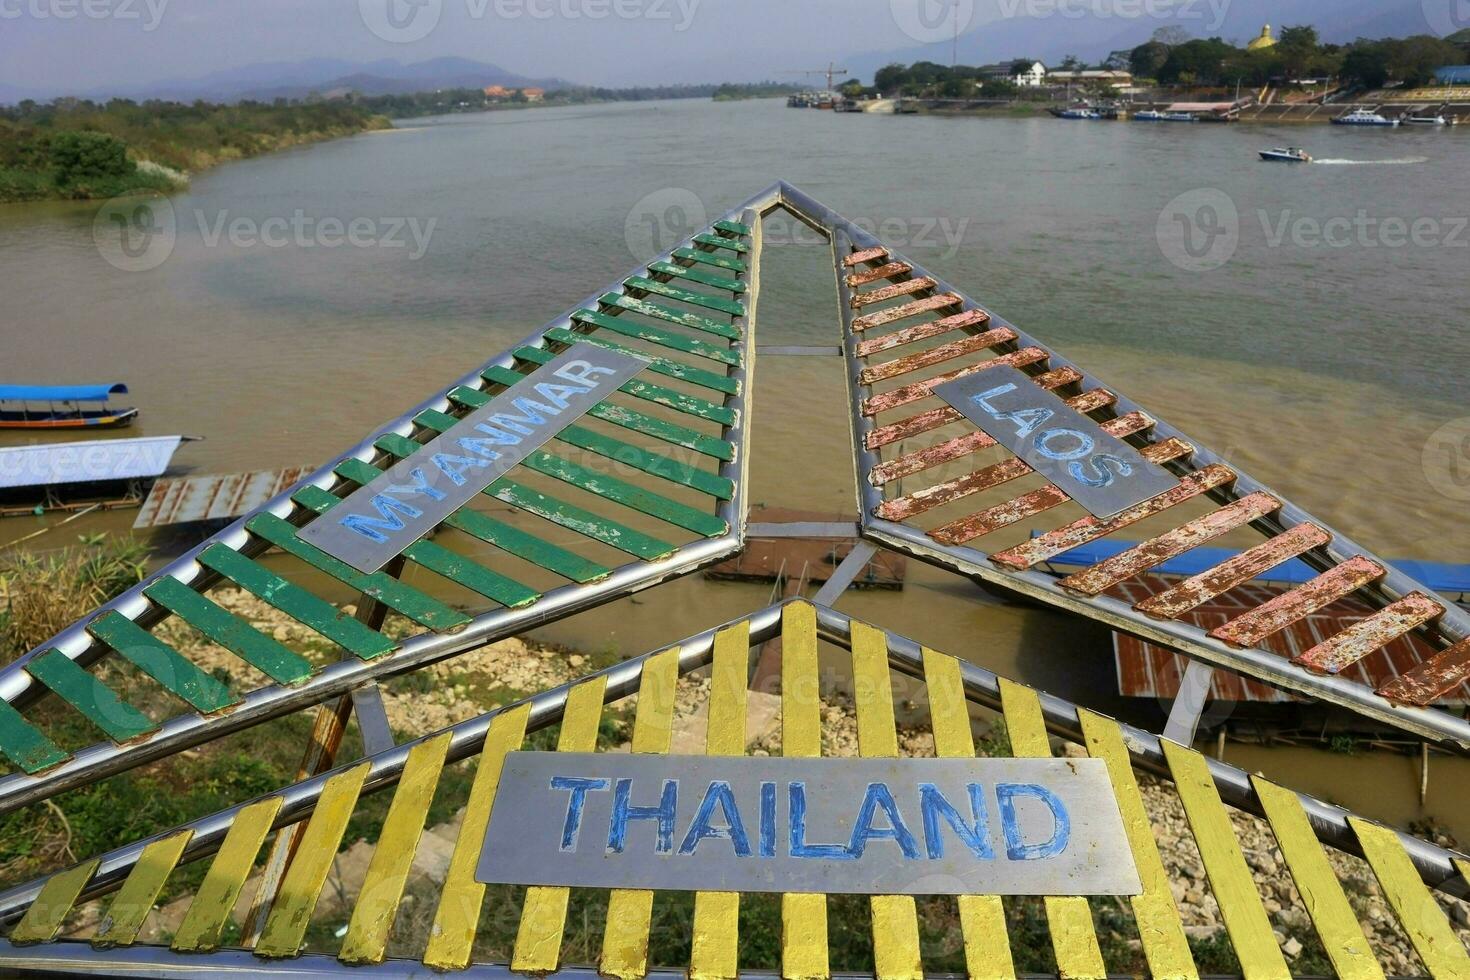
(625, 188), (708, 263)
(889, 0), (976, 44)
(1154, 188), (1239, 273)
(763, 211), (974, 259)
(0, 0), (168, 30)
(994, 0), (1230, 30)
(1423, 417), (1470, 503)
(359, 0), (699, 43)
(1259, 210), (1469, 249)
(1422, 0), (1470, 37)
(94, 200), (438, 270)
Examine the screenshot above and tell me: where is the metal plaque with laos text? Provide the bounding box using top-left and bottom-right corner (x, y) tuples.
(934, 364), (1178, 519)
(476, 753), (1141, 896)
(300, 343), (649, 573)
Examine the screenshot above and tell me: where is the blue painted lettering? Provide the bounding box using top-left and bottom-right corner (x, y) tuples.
(1034, 428), (1095, 462)
(789, 782), (853, 859)
(551, 776), (609, 852)
(486, 398), (562, 436)
(919, 783), (994, 860)
(677, 781), (751, 856)
(996, 783), (1071, 860)
(759, 781), (776, 857)
(554, 360), (617, 387)
(848, 783), (920, 859)
(608, 778), (678, 854)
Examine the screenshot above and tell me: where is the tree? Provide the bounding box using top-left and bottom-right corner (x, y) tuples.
(1341, 42), (1390, 89)
(1102, 49), (1132, 71)
(1059, 54), (1082, 71)
(1152, 26), (1191, 46)
(1277, 25), (1319, 79)
(48, 132), (134, 185)
(1385, 34), (1463, 87)
(1157, 37), (1236, 85)
(874, 63), (908, 94)
(1130, 41), (1170, 78)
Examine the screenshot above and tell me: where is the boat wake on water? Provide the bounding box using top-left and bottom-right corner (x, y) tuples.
(1312, 156), (1429, 165)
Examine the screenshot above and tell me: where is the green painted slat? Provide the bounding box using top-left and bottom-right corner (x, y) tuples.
(648, 260), (745, 294)
(245, 513), (470, 631)
(143, 576), (314, 686)
(366, 434), (678, 563)
(0, 699), (68, 773)
(693, 232), (748, 253)
(26, 650), (155, 742)
(570, 309), (738, 365)
(673, 247), (745, 274)
(623, 277), (746, 318)
(406, 414), (727, 537)
(479, 365), (733, 460)
(449, 387), (733, 499)
(543, 328), (738, 396)
(513, 346), (736, 426)
(86, 613), (236, 714)
(196, 545), (396, 661)
(712, 219), (751, 237)
(309, 459), (542, 609)
(597, 293), (740, 340)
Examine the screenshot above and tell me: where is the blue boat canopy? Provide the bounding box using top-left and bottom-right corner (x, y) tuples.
(0, 383), (129, 402)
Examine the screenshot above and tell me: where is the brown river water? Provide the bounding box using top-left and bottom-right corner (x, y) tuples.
(0, 98), (1467, 836)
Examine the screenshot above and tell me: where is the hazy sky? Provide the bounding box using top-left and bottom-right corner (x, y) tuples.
(0, 0), (996, 94)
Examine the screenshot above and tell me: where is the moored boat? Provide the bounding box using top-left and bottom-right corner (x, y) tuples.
(1402, 112), (1452, 126)
(0, 382), (138, 429)
(1331, 108), (1399, 127)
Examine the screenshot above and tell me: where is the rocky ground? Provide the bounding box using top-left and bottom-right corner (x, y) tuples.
(68, 591), (1470, 971)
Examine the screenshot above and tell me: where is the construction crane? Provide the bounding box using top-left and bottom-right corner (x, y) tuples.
(779, 62), (850, 94)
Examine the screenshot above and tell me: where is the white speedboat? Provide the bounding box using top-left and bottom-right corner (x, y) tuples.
(1259, 146), (1312, 163)
(1403, 113), (1451, 126)
(1331, 109), (1399, 127)
(1058, 107), (1103, 119)
(1133, 109), (1168, 121)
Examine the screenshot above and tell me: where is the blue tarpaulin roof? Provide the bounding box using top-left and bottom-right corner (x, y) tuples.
(1048, 539), (1470, 594)
(0, 383), (129, 403)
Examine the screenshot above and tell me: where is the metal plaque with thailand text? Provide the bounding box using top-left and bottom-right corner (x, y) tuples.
(300, 344), (649, 573)
(476, 753), (1140, 896)
(934, 364), (1178, 519)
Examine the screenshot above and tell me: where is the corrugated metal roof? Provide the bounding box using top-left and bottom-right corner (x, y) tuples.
(0, 436), (182, 491)
(1111, 575), (1468, 705)
(0, 384), (128, 403)
(133, 466), (315, 529)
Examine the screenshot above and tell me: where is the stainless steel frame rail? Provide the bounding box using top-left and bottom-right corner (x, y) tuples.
(0, 598), (1463, 937)
(0, 191), (785, 814)
(774, 180), (1470, 750)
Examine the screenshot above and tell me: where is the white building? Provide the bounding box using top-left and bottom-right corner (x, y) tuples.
(981, 61), (1047, 88)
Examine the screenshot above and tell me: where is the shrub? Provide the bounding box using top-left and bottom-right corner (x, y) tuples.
(0, 534), (148, 663)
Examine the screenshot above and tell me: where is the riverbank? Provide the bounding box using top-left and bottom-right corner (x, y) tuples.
(0, 100), (392, 203)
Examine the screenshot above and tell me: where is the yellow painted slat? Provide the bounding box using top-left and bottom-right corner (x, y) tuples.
(922, 648), (1015, 980)
(781, 601), (828, 980)
(422, 703), (530, 972)
(1077, 710), (1196, 980)
(512, 676), (609, 974)
(1160, 740), (1289, 979)
(8, 858), (100, 945)
(852, 621), (922, 980)
(339, 733), (453, 966)
(1352, 816), (1470, 979)
(602, 647), (681, 980)
(255, 762), (372, 958)
(171, 797), (284, 952)
(998, 678), (1106, 979)
(691, 621), (750, 980)
(1251, 777), (1382, 980)
(93, 831), (193, 948)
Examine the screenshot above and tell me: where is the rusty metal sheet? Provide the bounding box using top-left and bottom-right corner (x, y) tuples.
(1059, 493), (1282, 597)
(1379, 638), (1470, 706)
(855, 308), (992, 358)
(1209, 556), (1386, 648)
(852, 293), (963, 332)
(1293, 592), (1444, 675)
(859, 328), (1018, 385)
(845, 261), (912, 288)
(1135, 522), (1333, 621)
(861, 348), (1050, 417)
(849, 276), (937, 309)
(843, 246), (888, 267)
(133, 467), (315, 529)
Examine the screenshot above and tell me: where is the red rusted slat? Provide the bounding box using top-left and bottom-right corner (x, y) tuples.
(1058, 492), (1282, 597)
(1135, 523), (1332, 620)
(990, 464), (1235, 570)
(1292, 592), (1444, 675)
(1378, 638), (1470, 706)
(868, 389), (1118, 485)
(849, 276), (937, 309)
(1208, 556), (1386, 648)
(930, 437), (1192, 545)
(845, 261), (912, 287)
(877, 412), (1153, 519)
(865, 383), (1113, 451)
(860, 348), (1049, 416)
(844, 246), (888, 267)
(852, 293), (962, 332)
(859, 328), (1018, 385)
(856, 309), (991, 357)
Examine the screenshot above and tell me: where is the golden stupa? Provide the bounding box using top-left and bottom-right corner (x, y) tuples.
(1247, 23), (1277, 50)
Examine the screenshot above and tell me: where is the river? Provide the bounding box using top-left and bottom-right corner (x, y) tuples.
(1, 97), (1467, 835)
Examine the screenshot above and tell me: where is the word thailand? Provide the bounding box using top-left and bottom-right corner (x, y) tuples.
(553, 777), (1069, 861)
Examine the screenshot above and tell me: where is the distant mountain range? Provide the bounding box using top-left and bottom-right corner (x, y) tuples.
(846, 0), (1444, 83)
(4, 57), (571, 105)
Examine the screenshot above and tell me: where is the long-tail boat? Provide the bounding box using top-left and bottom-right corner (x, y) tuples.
(0, 383), (137, 429)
